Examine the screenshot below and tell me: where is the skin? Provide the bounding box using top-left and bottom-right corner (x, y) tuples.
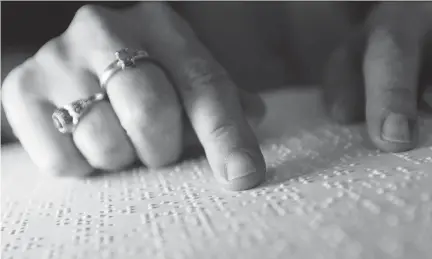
(2, 2), (432, 191)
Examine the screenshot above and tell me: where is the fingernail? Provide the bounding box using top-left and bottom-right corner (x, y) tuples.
(223, 150), (265, 190)
(382, 113), (413, 143)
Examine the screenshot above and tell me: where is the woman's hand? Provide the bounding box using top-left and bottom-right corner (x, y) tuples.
(1, 2), (267, 191)
(324, 2), (432, 152)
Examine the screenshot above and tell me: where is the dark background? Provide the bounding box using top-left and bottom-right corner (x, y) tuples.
(2, 1), (374, 50)
(2, 2), (136, 51)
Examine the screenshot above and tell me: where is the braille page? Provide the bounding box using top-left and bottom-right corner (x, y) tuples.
(2, 89), (432, 259)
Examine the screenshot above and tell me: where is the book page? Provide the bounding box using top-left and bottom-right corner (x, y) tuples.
(2, 89), (431, 259)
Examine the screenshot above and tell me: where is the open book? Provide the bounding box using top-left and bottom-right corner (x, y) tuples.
(2, 89), (431, 259)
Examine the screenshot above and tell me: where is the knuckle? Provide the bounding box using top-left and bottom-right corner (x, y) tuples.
(73, 4), (104, 25)
(2, 60), (39, 108)
(207, 120), (239, 142)
(66, 4), (110, 42)
(34, 37), (69, 67)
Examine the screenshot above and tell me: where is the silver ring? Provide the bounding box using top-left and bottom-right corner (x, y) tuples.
(52, 92), (106, 134)
(99, 48), (149, 89)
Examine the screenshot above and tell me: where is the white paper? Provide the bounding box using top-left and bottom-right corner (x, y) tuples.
(2, 89), (431, 259)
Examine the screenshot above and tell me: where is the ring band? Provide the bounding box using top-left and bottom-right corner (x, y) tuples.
(99, 48), (149, 89)
(52, 92), (106, 134)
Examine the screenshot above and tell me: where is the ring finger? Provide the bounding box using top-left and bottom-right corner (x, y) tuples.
(50, 68), (137, 171)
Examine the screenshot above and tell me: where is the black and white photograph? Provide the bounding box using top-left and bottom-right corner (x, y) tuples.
(1, 1), (432, 258)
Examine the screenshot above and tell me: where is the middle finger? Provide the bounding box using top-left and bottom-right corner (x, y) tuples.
(99, 50), (183, 168)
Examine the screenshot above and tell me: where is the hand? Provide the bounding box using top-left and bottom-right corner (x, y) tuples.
(323, 2), (432, 152)
(1, 3), (267, 191)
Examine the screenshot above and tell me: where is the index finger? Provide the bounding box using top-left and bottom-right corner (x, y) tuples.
(136, 3), (266, 191)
